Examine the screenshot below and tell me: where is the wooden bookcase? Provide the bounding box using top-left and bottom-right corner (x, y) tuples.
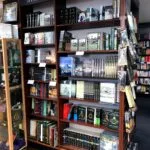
(0, 39), (27, 150)
(18, 0), (139, 149)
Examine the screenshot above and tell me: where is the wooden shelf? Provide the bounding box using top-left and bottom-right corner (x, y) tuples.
(21, 0), (49, 6)
(59, 144), (86, 150)
(22, 25), (54, 32)
(28, 138), (58, 149)
(138, 76), (150, 78)
(60, 97), (119, 109)
(58, 50), (118, 54)
(25, 63), (56, 66)
(60, 119), (118, 133)
(28, 95), (57, 102)
(30, 114), (58, 121)
(60, 76), (118, 83)
(24, 44), (55, 48)
(10, 85), (22, 90)
(57, 18), (120, 30)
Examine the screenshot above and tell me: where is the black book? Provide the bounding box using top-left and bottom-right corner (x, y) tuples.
(77, 106), (87, 122)
(87, 107), (96, 124)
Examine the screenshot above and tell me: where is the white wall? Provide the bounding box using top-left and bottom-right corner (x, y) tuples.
(139, 0), (150, 23)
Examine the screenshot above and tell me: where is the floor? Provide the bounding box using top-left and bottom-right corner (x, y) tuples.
(134, 95), (150, 150)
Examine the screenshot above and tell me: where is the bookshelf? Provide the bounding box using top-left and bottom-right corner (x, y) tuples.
(19, 0), (58, 149)
(137, 32), (150, 94)
(0, 39), (27, 150)
(19, 0), (139, 149)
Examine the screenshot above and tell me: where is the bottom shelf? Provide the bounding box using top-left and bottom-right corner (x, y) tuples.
(28, 138), (59, 149)
(59, 144), (86, 150)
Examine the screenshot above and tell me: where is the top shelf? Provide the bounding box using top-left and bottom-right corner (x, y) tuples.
(20, 0), (49, 6)
(56, 19), (120, 30)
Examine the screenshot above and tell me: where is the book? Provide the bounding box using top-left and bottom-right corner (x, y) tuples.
(104, 5), (113, 20)
(87, 107), (96, 124)
(59, 57), (74, 76)
(63, 103), (73, 119)
(86, 8), (99, 22)
(77, 106), (87, 122)
(30, 119), (37, 138)
(79, 39), (86, 51)
(44, 32), (54, 44)
(26, 49), (35, 63)
(100, 83), (116, 103)
(71, 39), (78, 51)
(125, 86), (136, 108)
(76, 81), (84, 99)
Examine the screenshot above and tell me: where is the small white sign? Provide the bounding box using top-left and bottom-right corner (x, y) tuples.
(76, 51), (84, 56)
(39, 63), (46, 67)
(49, 81), (56, 86)
(27, 80), (34, 85)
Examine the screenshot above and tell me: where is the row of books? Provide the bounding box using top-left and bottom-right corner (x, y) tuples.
(26, 12), (54, 27)
(136, 85), (150, 94)
(137, 48), (150, 56)
(63, 103), (119, 130)
(30, 83), (57, 98)
(140, 33), (150, 41)
(59, 30), (119, 51)
(137, 71), (150, 77)
(63, 128), (118, 150)
(137, 78), (150, 85)
(63, 127), (100, 149)
(139, 56), (150, 63)
(139, 41), (150, 48)
(32, 99), (57, 117)
(29, 67), (56, 81)
(24, 32), (54, 45)
(137, 63), (150, 70)
(60, 56), (118, 79)
(29, 120), (58, 147)
(26, 48), (56, 64)
(60, 80), (118, 103)
(0, 23), (18, 39)
(59, 0), (120, 24)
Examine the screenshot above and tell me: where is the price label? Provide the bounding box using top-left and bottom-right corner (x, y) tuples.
(49, 81), (56, 86)
(27, 80), (34, 85)
(39, 63), (46, 67)
(76, 51), (84, 56)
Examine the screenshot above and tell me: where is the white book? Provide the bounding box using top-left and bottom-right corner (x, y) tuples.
(76, 81), (84, 99)
(100, 83), (116, 103)
(45, 32), (54, 44)
(30, 120), (37, 137)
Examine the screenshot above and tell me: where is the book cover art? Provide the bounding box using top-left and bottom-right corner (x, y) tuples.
(100, 83), (116, 103)
(74, 57), (83, 76)
(59, 57), (74, 76)
(76, 81), (84, 99)
(44, 32), (54, 44)
(60, 80), (71, 97)
(87, 33), (100, 50)
(87, 107), (96, 124)
(71, 39), (78, 51)
(77, 106), (87, 122)
(104, 5), (113, 20)
(79, 39), (86, 51)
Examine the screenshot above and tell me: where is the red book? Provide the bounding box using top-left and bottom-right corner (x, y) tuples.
(63, 103), (72, 119)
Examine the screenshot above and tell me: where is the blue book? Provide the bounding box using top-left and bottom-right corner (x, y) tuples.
(59, 57), (74, 76)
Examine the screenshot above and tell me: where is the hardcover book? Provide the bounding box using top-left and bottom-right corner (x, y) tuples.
(87, 107), (96, 124)
(59, 57), (74, 76)
(100, 83), (116, 103)
(79, 39), (86, 51)
(77, 106), (87, 122)
(71, 39), (78, 51)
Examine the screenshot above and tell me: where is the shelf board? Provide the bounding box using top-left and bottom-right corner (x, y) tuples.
(60, 97), (119, 109)
(60, 119), (118, 133)
(27, 95), (57, 102)
(138, 76), (150, 78)
(28, 138), (58, 149)
(58, 50), (118, 54)
(24, 44), (55, 48)
(60, 76), (118, 83)
(25, 63), (56, 66)
(59, 144), (86, 150)
(30, 114), (58, 121)
(22, 25), (54, 32)
(10, 85), (22, 90)
(57, 18), (120, 30)
(137, 84), (150, 86)
(21, 0), (49, 6)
